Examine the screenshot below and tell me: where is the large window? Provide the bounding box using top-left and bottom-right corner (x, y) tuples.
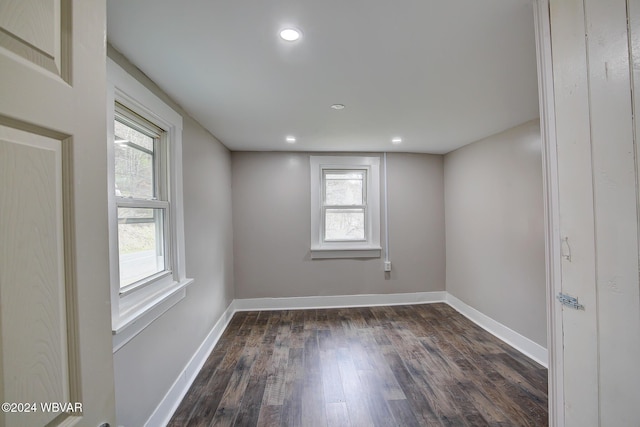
(310, 156), (381, 258)
(108, 58), (192, 347)
(114, 105), (170, 291)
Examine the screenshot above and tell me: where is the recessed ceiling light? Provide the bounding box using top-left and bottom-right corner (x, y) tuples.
(286, 136), (296, 143)
(330, 104), (345, 110)
(279, 28), (301, 42)
(391, 137), (402, 145)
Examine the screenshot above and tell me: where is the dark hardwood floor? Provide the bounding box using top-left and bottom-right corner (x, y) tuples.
(168, 303), (548, 427)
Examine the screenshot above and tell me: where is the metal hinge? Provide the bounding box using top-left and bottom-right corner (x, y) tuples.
(557, 292), (585, 310)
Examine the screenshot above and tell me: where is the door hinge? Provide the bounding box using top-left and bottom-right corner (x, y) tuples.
(557, 292), (585, 310)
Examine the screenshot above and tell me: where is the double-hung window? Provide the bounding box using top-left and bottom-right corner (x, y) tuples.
(323, 169), (367, 241)
(310, 156), (381, 258)
(107, 58), (192, 347)
(114, 104), (169, 291)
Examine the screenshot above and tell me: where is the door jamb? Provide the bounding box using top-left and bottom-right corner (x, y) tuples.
(532, 1), (564, 426)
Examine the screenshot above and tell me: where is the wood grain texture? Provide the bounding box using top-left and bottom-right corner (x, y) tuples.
(0, 133), (69, 427)
(0, 0), (55, 55)
(0, 0), (69, 79)
(168, 304), (548, 426)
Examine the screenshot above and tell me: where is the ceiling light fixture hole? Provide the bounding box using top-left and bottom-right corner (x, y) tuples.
(330, 104), (345, 110)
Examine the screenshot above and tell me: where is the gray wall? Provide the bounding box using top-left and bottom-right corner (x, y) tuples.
(444, 120), (546, 346)
(232, 152), (445, 298)
(108, 47), (235, 427)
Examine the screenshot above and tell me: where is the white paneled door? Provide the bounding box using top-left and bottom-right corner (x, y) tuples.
(550, 0), (640, 425)
(0, 1), (116, 427)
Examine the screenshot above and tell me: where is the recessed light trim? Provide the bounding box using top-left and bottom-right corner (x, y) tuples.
(391, 137), (402, 145)
(330, 104), (345, 110)
(279, 28), (301, 42)
(286, 136), (297, 143)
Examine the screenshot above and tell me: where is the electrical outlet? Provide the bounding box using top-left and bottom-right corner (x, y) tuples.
(384, 261), (392, 272)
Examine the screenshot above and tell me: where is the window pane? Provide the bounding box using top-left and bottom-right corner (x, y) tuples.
(325, 171), (364, 205)
(325, 208), (365, 241)
(114, 119), (155, 199)
(114, 119), (154, 151)
(118, 207), (166, 288)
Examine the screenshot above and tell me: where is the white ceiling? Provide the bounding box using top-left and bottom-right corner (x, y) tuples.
(107, 0), (539, 154)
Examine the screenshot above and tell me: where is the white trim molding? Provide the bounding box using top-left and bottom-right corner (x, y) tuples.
(107, 57), (194, 346)
(144, 302), (236, 427)
(112, 281), (191, 353)
(446, 294), (548, 368)
(533, 0), (562, 424)
(233, 291), (447, 311)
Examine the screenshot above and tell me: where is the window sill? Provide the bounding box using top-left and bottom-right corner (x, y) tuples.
(112, 277), (194, 352)
(310, 246), (382, 259)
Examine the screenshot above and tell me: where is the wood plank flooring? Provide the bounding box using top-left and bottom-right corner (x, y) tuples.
(168, 303), (548, 426)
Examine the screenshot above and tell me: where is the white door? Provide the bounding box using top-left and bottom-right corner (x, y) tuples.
(0, 1), (116, 427)
(549, 0), (640, 425)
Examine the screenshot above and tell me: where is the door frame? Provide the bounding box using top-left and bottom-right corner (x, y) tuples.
(532, 0), (564, 426)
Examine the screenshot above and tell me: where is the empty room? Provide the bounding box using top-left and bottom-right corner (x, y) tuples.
(2, 0), (640, 427)
(107, 0), (547, 425)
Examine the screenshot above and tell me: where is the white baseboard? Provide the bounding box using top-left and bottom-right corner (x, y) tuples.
(151, 291), (547, 426)
(144, 302), (236, 427)
(233, 291), (447, 311)
(446, 293), (548, 368)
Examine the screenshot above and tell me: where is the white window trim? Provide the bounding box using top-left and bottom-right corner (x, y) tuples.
(310, 156), (382, 259)
(107, 58), (193, 348)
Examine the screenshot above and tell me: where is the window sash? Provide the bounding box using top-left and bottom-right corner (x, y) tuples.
(322, 206), (368, 242)
(116, 205), (169, 292)
(321, 168), (368, 243)
(323, 169), (366, 206)
(114, 103), (166, 202)
(116, 201), (172, 295)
